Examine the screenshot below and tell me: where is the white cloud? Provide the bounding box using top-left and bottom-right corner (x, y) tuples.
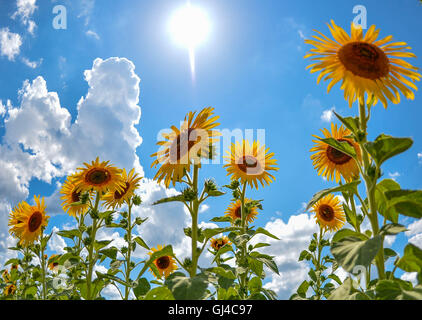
(388, 172), (400, 181)
(86, 30), (100, 40)
(199, 204), (209, 213)
(0, 28), (22, 61)
(401, 272), (418, 286)
(251, 213), (319, 299)
(21, 57), (43, 69)
(11, 0), (38, 34)
(405, 219), (422, 249)
(78, 0), (95, 26)
(418, 153), (422, 164)
(0, 101), (6, 117)
(321, 107), (336, 122)
(49, 227), (67, 254)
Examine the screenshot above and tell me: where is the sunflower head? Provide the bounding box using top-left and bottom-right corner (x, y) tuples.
(2, 270), (10, 283)
(311, 123), (361, 183)
(305, 20), (420, 108)
(225, 198), (259, 225)
(4, 284), (16, 296)
(311, 194), (346, 232)
(210, 236), (231, 251)
(8, 196), (49, 247)
(148, 245), (178, 279)
(60, 175), (91, 217)
(71, 157), (125, 195)
(103, 168), (143, 209)
(224, 140), (279, 189)
(48, 254), (60, 271)
(151, 107), (221, 187)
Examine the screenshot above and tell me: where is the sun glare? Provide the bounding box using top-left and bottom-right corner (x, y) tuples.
(169, 3), (211, 80)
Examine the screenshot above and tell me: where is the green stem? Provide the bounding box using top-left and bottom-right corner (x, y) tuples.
(124, 202), (133, 300)
(239, 181), (248, 298)
(86, 192), (101, 300)
(40, 232), (47, 300)
(315, 228), (324, 300)
(358, 100), (385, 280)
(190, 164), (200, 278)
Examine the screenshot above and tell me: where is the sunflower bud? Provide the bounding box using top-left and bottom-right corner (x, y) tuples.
(230, 180), (240, 190)
(121, 246), (128, 254)
(204, 179), (218, 193)
(89, 208), (99, 220)
(132, 195), (142, 206)
(182, 188), (197, 202)
(182, 258), (192, 270)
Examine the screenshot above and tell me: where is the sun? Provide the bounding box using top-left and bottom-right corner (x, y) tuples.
(169, 3), (211, 49)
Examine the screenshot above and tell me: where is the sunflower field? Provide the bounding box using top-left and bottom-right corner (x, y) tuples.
(1, 19), (422, 301)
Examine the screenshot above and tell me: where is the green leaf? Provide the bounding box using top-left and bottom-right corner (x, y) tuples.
(396, 244), (422, 274)
(134, 237), (150, 250)
(343, 204), (358, 231)
(376, 280), (422, 300)
(165, 272), (209, 300)
(306, 181), (361, 210)
(320, 137), (357, 159)
(95, 272), (128, 287)
(328, 278), (369, 300)
(253, 243), (271, 250)
(298, 250), (312, 262)
(328, 274), (342, 285)
(297, 280), (309, 298)
(250, 227), (280, 240)
(144, 287), (175, 300)
(56, 229), (81, 240)
(203, 227), (240, 240)
(385, 190), (422, 219)
(334, 112), (360, 136)
(375, 179), (401, 223)
(206, 267), (236, 280)
(99, 247), (118, 260)
(332, 229), (368, 243)
(210, 216), (232, 223)
(250, 252), (279, 275)
(94, 240), (112, 251)
(133, 278), (150, 299)
(331, 236), (382, 272)
(365, 134), (413, 167)
(152, 194), (186, 205)
(248, 257), (264, 278)
(248, 277), (263, 293)
(379, 223), (407, 236)
(206, 190), (225, 197)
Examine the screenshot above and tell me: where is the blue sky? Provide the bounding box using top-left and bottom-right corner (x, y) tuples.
(0, 0), (421, 299)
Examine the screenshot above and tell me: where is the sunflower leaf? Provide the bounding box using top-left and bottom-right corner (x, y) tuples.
(144, 286), (175, 300)
(331, 236), (382, 273)
(165, 272), (209, 300)
(375, 179), (401, 223)
(385, 190), (422, 219)
(364, 134), (413, 167)
(203, 227), (240, 240)
(334, 112), (360, 136)
(152, 194), (187, 205)
(320, 137), (357, 159)
(134, 236), (150, 250)
(306, 180), (361, 210)
(396, 243), (422, 274)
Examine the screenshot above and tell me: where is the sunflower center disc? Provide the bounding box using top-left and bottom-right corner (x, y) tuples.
(326, 139), (353, 165)
(28, 211), (43, 232)
(338, 42), (389, 80)
(319, 204), (335, 222)
(215, 240), (224, 250)
(237, 155), (263, 175)
(170, 128), (203, 162)
(114, 182), (130, 200)
(86, 169), (111, 185)
(72, 190), (81, 203)
(234, 207), (242, 218)
(156, 256), (170, 269)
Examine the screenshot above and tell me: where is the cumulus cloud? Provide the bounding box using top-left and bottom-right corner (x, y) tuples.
(12, 0), (38, 34)
(250, 213), (319, 299)
(0, 57), (143, 261)
(0, 28), (22, 61)
(406, 219), (422, 249)
(418, 153), (422, 164)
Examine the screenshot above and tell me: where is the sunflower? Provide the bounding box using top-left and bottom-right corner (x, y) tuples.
(60, 175), (91, 217)
(8, 196), (49, 247)
(151, 107), (221, 187)
(311, 194), (345, 232)
(71, 157), (125, 194)
(48, 255), (60, 271)
(210, 236), (231, 251)
(4, 284), (16, 296)
(2, 270), (10, 283)
(224, 140), (279, 189)
(225, 198), (259, 225)
(103, 168), (142, 209)
(311, 123), (361, 183)
(305, 20), (420, 108)
(148, 245), (178, 279)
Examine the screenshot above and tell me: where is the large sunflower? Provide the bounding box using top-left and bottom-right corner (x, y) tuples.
(311, 194), (345, 232)
(71, 157), (125, 194)
(103, 168), (142, 209)
(8, 196), (49, 246)
(305, 20), (420, 108)
(60, 175), (91, 217)
(151, 107), (220, 187)
(225, 199), (259, 225)
(210, 236), (231, 251)
(148, 245), (178, 279)
(311, 123), (361, 183)
(224, 140), (279, 189)
(4, 284), (16, 296)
